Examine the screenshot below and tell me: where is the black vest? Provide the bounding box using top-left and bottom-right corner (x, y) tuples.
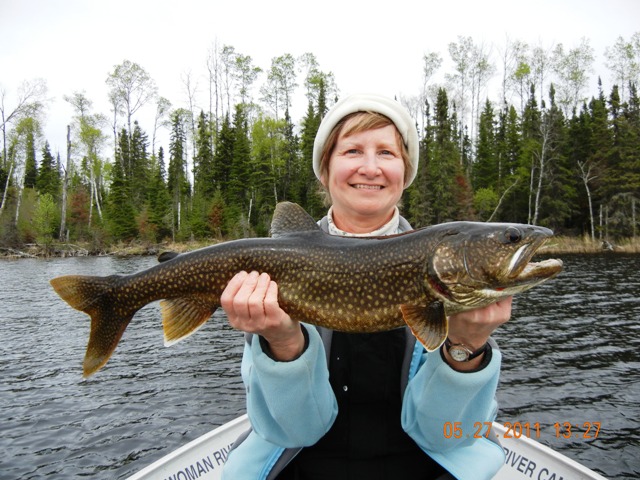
(277, 329), (446, 480)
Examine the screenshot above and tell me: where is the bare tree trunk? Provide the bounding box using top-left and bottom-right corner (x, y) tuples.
(13, 170), (24, 227)
(578, 161), (596, 241)
(0, 161), (13, 215)
(93, 177), (103, 221)
(487, 179), (519, 222)
(527, 160), (535, 224)
(59, 125), (71, 240)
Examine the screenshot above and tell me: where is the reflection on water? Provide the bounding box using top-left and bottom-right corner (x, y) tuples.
(0, 254), (638, 479)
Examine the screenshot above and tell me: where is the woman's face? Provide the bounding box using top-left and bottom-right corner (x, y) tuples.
(322, 122), (406, 233)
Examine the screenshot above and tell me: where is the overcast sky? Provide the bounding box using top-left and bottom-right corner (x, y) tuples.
(2, 0), (639, 155)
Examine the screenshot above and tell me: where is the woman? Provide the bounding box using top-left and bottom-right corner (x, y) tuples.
(221, 94), (511, 479)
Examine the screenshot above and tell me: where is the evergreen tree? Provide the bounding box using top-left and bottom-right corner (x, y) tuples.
(250, 114), (281, 233)
(407, 98), (432, 227)
(129, 121), (150, 208)
(107, 147), (137, 240)
(228, 104), (251, 219)
(23, 119), (37, 189)
(213, 113), (234, 202)
(167, 109), (191, 239)
(147, 147), (172, 240)
(473, 99), (497, 190)
(537, 85), (576, 230)
(36, 141), (61, 198)
(193, 110), (216, 199)
(298, 99), (324, 218)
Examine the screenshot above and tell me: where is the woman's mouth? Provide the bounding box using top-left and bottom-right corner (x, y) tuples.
(352, 184), (383, 190)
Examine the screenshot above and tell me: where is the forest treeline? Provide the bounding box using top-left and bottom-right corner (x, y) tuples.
(1, 34), (639, 251)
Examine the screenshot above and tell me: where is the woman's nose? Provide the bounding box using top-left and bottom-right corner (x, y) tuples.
(358, 151), (381, 176)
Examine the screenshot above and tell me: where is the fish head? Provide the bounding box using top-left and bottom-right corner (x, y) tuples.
(426, 222), (563, 309)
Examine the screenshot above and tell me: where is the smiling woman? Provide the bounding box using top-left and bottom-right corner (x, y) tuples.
(219, 93), (519, 480)
(323, 121), (406, 233)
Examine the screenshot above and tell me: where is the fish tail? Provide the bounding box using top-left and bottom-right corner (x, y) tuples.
(50, 275), (134, 377)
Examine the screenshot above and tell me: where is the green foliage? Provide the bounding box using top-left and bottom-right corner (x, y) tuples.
(5, 46), (640, 247)
(33, 192), (60, 245)
(36, 141), (61, 198)
(106, 147), (137, 241)
(473, 188), (499, 221)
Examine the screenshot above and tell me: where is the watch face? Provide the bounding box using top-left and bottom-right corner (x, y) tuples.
(449, 346), (469, 362)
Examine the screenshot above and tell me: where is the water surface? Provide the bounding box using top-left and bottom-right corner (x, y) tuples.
(1, 254), (638, 479)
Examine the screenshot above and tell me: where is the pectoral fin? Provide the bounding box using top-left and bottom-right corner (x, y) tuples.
(400, 302), (448, 351)
(160, 296), (217, 346)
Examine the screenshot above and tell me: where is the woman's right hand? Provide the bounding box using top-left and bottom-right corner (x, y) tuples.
(220, 271), (305, 361)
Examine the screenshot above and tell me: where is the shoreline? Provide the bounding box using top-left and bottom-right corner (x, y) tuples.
(1, 236), (639, 259)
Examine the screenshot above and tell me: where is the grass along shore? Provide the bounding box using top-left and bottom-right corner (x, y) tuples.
(1, 235), (639, 259)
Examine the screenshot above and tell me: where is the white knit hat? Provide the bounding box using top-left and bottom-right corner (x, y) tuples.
(312, 93), (419, 188)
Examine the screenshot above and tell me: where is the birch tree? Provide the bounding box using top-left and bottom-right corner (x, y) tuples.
(0, 79), (47, 217)
(261, 54), (298, 120)
(552, 39), (595, 116)
(106, 60), (157, 140)
(0, 79), (47, 167)
(604, 32), (640, 103)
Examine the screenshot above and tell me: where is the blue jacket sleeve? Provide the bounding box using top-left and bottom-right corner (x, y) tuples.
(401, 344), (505, 479)
(242, 324), (338, 448)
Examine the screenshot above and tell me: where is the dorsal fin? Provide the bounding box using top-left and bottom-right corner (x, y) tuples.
(158, 251), (180, 263)
(270, 202), (321, 238)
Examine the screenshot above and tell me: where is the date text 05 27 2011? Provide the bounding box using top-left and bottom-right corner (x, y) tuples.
(443, 422), (601, 440)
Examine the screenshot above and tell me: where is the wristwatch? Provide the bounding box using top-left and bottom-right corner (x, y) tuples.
(444, 338), (488, 362)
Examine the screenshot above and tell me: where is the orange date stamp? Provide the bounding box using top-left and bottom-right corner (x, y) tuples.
(443, 421), (601, 440)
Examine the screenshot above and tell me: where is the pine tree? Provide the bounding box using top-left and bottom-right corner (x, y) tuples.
(23, 119), (37, 189)
(213, 113), (234, 202)
(426, 88), (470, 223)
(36, 141), (61, 198)
(193, 110), (215, 199)
(107, 147), (137, 240)
(298, 99), (323, 218)
(147, 147), (172, 241)
(167, 109), (191, 240)
(129, 121), (150, 208)
(473, 99), (497, 190)
(407, 98), (432, 227)
(228, 105), (251, 208)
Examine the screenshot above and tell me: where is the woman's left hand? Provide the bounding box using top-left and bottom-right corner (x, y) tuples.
(444, 297), (513, 370)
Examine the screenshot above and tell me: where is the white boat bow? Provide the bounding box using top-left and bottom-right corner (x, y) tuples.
(128, 416), (607, 480)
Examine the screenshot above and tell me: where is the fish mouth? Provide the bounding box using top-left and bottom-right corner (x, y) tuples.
(498, 237), (563, 291)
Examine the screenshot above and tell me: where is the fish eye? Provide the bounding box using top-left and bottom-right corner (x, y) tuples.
(504, 227), (522, 244)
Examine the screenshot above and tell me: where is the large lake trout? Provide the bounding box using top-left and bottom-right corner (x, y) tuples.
(50, 202), (563, 377)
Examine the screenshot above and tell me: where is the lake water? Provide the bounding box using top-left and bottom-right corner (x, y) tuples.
(1, 254), (638, 479)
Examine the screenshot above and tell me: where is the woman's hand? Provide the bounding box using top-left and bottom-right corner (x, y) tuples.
(220, 271), (305, 361)
(444, 297), (513, 371)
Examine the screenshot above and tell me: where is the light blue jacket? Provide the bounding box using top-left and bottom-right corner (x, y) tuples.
(222, 325), (505, 480)
(222, 215), (505, 479)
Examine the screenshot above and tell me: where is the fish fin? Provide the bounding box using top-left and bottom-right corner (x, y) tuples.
(50, 275), (133, 378)
(270, 202), (321, 237)
(400, 302), (448, 351)
(161, 296), (216, 346)
(158, 251), (180, 263)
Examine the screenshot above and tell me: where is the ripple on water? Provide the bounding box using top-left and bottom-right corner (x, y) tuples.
(1, 254), (639, 479)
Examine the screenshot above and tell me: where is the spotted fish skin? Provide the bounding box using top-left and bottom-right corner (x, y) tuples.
(50, 202), (562, 377)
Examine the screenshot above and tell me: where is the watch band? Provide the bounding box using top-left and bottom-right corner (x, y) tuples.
(444, 338), (488, 362)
